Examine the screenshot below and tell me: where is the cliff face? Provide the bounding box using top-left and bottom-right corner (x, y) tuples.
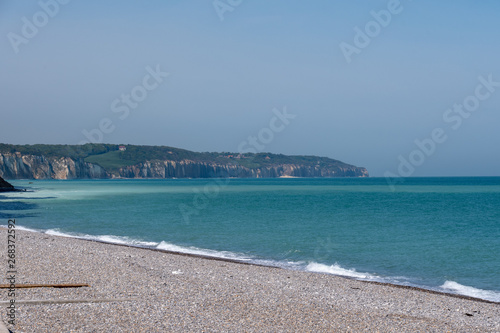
(0, 153), (368, 180)
(117, 160), (368, 178)
(0, 153), (108, 180)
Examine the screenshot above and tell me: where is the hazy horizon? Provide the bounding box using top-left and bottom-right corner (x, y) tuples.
(2, 0), (499, 177)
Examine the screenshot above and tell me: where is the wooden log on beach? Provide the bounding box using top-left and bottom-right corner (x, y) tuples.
(0, 283), (90, 289)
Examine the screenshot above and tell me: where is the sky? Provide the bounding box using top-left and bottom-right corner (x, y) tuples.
(1, 0), (499, 177)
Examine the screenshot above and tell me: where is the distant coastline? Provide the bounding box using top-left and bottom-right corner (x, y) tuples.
(0, 143), (368, 180)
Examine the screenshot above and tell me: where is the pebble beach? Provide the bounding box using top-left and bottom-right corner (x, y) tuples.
(1, 228), (499, 332)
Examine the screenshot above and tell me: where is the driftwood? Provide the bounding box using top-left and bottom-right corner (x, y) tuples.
(0, 298), (137, 306)
(0, 283), (90, 289)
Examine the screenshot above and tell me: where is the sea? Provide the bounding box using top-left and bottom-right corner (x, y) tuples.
(1, 177), (499, 302)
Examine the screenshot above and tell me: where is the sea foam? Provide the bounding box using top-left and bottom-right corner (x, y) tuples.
(44, 229), (159, 247)
(306, 262), (380, 280)
(13, 225), (41, 233)
(441, 281), (500, 303)
(156, 241), (252, 261)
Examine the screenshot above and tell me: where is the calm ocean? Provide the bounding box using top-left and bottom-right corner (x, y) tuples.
(1, 177), (499, 302)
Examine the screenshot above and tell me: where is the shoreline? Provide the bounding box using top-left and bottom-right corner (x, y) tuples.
(87, 237), (499, 305)
(1, 228), (499, 332)
(4, 226), (500, 305)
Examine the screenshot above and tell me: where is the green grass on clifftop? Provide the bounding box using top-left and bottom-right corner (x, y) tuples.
(0, 143), (357, 172)
(84, 151), (138, 171)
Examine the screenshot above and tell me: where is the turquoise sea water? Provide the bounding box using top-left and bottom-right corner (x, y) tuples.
(1, 177), (499, 302)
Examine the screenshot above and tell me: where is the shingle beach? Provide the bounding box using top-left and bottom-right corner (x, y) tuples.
(1, 229), (499, 332)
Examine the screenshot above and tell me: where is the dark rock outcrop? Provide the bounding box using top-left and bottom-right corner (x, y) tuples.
(0, 175), (15, 191)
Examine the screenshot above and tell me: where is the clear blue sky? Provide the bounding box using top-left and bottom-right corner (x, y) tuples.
(1, 0), (499, 176)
